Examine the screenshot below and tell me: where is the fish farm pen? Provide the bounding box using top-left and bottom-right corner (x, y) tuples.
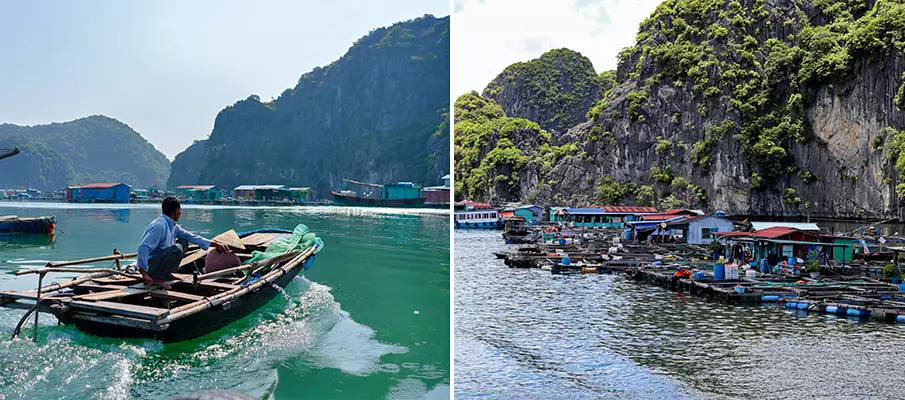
(491, 220), (905, 325)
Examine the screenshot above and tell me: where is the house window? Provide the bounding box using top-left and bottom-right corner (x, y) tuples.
(702, 228), (718, 239)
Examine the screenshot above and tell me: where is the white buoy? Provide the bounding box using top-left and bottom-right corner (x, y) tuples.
(413, 310), (420, 315)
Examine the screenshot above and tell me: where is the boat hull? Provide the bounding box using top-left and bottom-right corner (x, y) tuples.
(330, 191), (426, 207)
(0, 216), (55, 234)
(62, 266), (304, 343)
(454, 220), (503, 229)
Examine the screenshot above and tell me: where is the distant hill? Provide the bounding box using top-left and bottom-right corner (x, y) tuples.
(168, 14), (450, 193)
(0, 115), (170, 191)
(166, 139), (206, 189)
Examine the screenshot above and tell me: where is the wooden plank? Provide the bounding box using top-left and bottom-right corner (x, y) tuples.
(69, 300), (169, 320)
(76, 283), (128, 291)
(75, 288), (150, 301)
(196, 280), (239, 291)
(70, 312), (167, 331)
(150, 289), (204, 302)
(92, 277), (141, 285)
(240, 233), (266, 246)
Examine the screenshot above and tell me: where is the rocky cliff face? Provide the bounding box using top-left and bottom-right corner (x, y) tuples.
(188, 15), (450, 194)
(461, 0), (905, 218)
(0, 115), (170, 190)
(166, 139), (206, 189)
(483, 48), (611, 137)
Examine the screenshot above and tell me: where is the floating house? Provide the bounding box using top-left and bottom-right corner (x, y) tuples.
(175, 185), (224, 201)
(659, 215), (734, 245)
(454, 199), (503, 229)
(233, 185), (286, 201)
(715, 227), (852, 263)
(555, 206), (659, 228)
(423, 174), (451, 206)
(66, 183), (131, 203)
(285, 187), (313, 202)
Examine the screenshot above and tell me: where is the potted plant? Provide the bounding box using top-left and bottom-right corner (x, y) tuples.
(882, 263), (900, 282)
(805, 249), (821, 279)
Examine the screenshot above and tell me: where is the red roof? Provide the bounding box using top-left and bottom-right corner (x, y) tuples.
(76, 183), (125, 189)
(601, 206), (658, 213)
(714, 226), (818, 240)
(458, 200), (493, 209)
(752, 226), (798, 239)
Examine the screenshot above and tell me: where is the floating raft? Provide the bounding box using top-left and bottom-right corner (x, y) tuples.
(0, 215), (55, 234)
(0, 229), (319, 342)
(626, 265), (905, 323)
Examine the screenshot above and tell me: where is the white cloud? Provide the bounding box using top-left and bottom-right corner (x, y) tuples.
(453, 0), (661, 96)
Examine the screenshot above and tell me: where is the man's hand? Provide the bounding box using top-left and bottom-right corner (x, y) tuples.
(211, 241), (229, 253)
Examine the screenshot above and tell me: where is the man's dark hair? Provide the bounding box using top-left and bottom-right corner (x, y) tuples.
(162, 196), (181, 215)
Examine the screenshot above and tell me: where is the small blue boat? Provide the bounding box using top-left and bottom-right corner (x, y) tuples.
(0, 215), (55, 234)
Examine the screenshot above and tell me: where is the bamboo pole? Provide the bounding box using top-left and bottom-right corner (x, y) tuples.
(37, 253), (138, 269)
(157, 246), (315, 325)
(16, 267), (142, 278)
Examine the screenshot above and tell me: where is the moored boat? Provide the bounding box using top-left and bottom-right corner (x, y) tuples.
(0, 225), (323, 343)
(0, 215), (55, 234)
(454, 209), (503, 229)
(330, 179), (427, 207)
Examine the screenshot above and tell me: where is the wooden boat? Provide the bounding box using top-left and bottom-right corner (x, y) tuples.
(0, 229), (319, 343)
(330, 179), (426, 207)
(0, 215), (55, 234)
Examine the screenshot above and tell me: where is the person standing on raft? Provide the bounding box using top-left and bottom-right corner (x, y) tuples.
(137, 197), (228, 288)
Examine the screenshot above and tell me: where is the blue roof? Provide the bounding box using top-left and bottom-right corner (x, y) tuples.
(565, 208), (607, 215)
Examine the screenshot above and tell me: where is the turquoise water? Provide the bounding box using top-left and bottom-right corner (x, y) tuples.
(0, 203), (450, 399)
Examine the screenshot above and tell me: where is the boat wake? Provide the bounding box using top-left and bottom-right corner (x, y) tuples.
(0, 277), (407, 399)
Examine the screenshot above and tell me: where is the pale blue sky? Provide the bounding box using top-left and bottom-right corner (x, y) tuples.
(453, 0), (660, 95)
(0, 0), (449, 158)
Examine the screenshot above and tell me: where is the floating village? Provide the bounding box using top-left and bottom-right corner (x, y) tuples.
(455, 201), (905, 325)
(0, 167), (450, 235)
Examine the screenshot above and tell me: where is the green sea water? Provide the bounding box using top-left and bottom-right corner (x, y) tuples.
(0, 203), (450, 399)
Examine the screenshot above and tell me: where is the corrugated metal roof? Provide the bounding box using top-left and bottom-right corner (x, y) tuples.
(565, 208), (608, 215)
(177, 185), (217, 190)
(234, 185), (286, 191)
(750, 222), (820, 231)
(77, 183), (128, 189)
(285, 187), (310, 191)
(601, 206), (659, 214)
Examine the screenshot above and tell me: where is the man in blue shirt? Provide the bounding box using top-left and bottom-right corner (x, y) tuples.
(137, 197), (227, 288)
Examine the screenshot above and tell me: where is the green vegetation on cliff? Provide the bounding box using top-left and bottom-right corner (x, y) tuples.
(0, 116), (170, 190)
(166, 139), (207, 189)
(191, 15), (450, 193)
(619, 0), (905, 182)
(454, 92), (576, 201)
(483, 48), (608, 134)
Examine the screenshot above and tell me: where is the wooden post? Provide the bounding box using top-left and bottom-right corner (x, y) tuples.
(113, 249), (122, 270)
(33, 272), (44, 342)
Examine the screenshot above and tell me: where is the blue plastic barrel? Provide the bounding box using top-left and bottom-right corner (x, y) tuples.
(825, 306), (840, 314)
(693, 272), (705, 280)
(714, 263), (725, 280)
(897, 315), (905, 323)
(559, 239), (566, 245)
(899, 284), (905, 292)
(562, 257), (571, 265)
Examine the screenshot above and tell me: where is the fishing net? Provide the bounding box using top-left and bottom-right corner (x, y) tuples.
(244, 223), (324, 265)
